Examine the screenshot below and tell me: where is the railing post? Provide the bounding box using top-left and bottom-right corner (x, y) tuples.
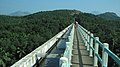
(102, 43), (109, 67)
(81, 29), (84, 42)
(87, 31), (90, 51)
(94, 37), (99, 67)
(89, 33), (93, 57)
(59, 57), (68, 67)
(85, 31), (87, 46)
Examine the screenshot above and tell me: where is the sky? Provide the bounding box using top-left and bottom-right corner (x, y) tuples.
(0, 0), (120, 16)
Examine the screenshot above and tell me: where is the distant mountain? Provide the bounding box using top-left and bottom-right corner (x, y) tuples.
(91, 11), (101, 15)
(97, 12), (120, 20)
(9, 11), (30, 16)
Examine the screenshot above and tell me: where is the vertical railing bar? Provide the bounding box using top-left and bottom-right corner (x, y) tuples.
(89, 33), (93, 57)
(102, 43), (109, 67)
(94, 37), (99, 66)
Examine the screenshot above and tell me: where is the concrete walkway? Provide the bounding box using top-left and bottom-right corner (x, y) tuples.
(71, 28), (94, 67)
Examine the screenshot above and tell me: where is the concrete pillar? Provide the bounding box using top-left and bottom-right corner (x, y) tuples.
(94, 37), (99, 67)
(83, 30), (86, 44)
(102, 43), (109, 67)
(89, 33), (93, 57)
(59, 57), (69, 67)
(85, 31), (87, 46)
(87, 31), (90, 51)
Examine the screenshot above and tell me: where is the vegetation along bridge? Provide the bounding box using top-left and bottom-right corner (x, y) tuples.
(11, 22), (120, 67)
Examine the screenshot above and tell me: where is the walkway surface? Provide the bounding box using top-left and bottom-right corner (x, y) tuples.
(71, 28), (93, 67)
(39, 27), (94, 67)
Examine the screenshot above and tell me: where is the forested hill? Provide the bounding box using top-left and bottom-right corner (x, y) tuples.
(0, 10), (74, 66)
(97, 12), (120, 20)
(75, 12), (120, 53)
(0, 10), (120, 67)
(75, 12), (120, 67)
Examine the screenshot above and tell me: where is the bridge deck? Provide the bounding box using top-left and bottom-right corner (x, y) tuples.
(12, 24), (120, 67)
(71, 28), (93, 67)
(39, 27), (94, 67)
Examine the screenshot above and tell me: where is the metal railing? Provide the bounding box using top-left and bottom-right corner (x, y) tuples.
(78, 23), (120, 67)
(11, 24), (72, 67)
(60, 23), (75, 67)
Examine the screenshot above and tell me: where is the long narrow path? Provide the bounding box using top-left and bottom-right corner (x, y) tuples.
(39, 26), (94, 67)
(71, 27), (93, 67)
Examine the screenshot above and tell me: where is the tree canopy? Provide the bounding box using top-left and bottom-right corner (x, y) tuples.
(0, 10), (74, 66)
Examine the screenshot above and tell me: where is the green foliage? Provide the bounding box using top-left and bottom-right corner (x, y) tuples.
(75, 12), (120, 67)
(0, 10), (74, 66)
(98, 12), (120, 20)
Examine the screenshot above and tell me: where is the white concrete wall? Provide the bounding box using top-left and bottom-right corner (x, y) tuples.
(11, 24), (72, 67)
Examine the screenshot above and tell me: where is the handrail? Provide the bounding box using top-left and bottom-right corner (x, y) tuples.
(60, 23), (75, 67)
(11, 24), (73, 67)
(104, 48), (120, 64)
(78, 23), (120, 67)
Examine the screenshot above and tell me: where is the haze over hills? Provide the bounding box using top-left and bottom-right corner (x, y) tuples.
(8, 10), (120, 20)
(91, 11), (101, 15)
(1, 10), (120, 21)
(9, 11), (30, 16)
